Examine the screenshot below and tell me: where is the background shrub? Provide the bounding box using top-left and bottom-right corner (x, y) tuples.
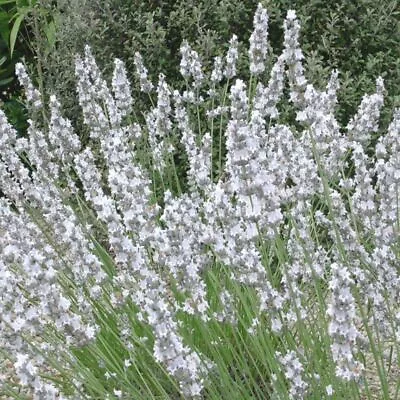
(0, 0), (34, 133)
(27, 0), (399, 132)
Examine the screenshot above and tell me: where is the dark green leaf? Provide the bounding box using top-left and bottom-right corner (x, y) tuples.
(0, 75), (12, 85)
(9, 11), (24, 56)
(0, 11), (11, 44)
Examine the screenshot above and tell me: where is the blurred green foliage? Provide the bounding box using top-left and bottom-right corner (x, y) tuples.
(5, 0), (400, 134)
(0, 0), (36, 132)
(264, 0), (400, 127)
(0, 0), (57, 132)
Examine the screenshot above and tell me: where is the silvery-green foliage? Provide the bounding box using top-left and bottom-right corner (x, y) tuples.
(27, 0), (399, 137)
(1, 4), (400, 399)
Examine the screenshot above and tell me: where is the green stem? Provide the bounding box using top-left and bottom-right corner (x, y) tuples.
(218, 78), (230, 179)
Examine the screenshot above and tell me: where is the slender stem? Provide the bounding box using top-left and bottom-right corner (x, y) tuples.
(31, 5), (48, 126)
(170, 151), (182, 195)
(196, 87), (202, 138)
(218, 78), (230, 178)
(210, 85), (215, 180)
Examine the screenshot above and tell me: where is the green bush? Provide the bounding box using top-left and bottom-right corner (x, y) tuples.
(264, 0), (400, 128)
(28, 0), (399, 133)
(0, 0), (33, 133)
(0, 0), (57, 133)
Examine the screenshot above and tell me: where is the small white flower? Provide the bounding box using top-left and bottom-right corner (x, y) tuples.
(326, 385), (334, 396)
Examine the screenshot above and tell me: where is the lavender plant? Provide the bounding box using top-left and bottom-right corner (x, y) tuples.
(1, 5), (399, 399)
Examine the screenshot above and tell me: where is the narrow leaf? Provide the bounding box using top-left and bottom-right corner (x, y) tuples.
(9, 12), (24, 57)
(0, 76), (13, 85)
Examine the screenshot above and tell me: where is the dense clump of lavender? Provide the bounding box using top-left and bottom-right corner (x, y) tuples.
(0, 4), (399, 399)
